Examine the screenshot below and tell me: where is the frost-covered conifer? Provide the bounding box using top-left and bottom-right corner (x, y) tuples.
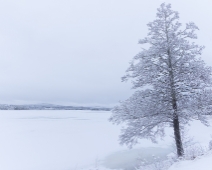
(109, 3), (212, 157)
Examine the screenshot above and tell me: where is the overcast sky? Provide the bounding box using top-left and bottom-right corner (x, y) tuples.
(0, 0), (211, 106)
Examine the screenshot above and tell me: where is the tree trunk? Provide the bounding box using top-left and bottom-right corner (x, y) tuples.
(167, 48), (184, 157)
(172, 92), (184, 157)
(173, 114), (184, 157)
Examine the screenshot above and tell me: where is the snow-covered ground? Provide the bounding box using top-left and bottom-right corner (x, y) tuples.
(0, 110), (172, 170)
(0, 110), (117, 170)
(169, 150), (212, 170)
(0, 110), (211, 170)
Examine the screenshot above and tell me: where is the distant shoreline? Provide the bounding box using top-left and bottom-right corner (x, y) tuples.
(0, 104), (111, 111)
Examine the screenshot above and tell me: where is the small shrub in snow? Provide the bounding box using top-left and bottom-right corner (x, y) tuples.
(137, 144), (209, 170)
(209, 140), (212, 150)
(184, 144), (207, 160)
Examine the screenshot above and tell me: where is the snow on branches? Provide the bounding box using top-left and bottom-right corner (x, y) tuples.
(110, 3), (212, 157)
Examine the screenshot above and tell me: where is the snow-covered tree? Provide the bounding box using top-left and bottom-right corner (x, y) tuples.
(109, 3), (212, 157)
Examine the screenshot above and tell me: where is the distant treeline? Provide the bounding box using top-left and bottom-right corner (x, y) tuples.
(0, 104), (111, 111)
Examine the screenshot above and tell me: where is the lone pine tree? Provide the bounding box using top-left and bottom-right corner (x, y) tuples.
(109, 3), (212, 157)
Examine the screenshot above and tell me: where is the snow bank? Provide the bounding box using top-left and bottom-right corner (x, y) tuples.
(169, 151), (212, 170)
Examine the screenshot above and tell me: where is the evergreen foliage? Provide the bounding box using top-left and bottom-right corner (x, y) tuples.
(109, 3), (212, 157)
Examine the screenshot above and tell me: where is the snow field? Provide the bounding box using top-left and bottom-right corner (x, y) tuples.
(0, 111), (211, 170)
(0, 110), (168, 170)
(0, 110), (122, 170)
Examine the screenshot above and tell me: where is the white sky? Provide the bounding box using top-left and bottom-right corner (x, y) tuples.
(0, 0), (211, 105)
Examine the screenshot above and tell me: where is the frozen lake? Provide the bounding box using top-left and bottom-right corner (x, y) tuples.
(0, 110), (173, 170)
